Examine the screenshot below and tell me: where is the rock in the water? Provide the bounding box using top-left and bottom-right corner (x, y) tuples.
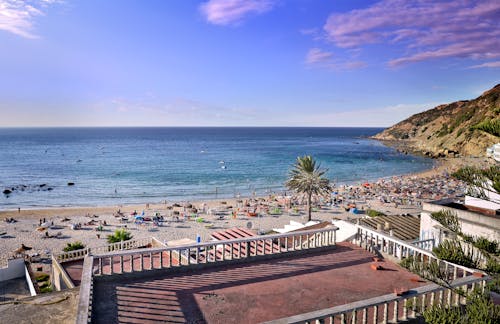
(3, 189), (12, 195)
(67, 182), (75, 186)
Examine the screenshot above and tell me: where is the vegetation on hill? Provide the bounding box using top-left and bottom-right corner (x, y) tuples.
(472, 119), (500, 137)
(373, 84), (500, 157)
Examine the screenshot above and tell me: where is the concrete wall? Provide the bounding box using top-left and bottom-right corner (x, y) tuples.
(421, 201), (500, 243)
(331, 220), (358, 242)
(51, 256), (74, 291)
(0, 258), (25, 282)
(25, 264), (37, 296)
(465, 194), (500, 211)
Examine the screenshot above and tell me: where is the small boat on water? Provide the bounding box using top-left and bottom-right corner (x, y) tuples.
(221, 165), (227, 169)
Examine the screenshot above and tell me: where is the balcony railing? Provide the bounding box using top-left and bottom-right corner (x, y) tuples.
(76, 227), (338, 324)
(55, 237), (159, 262)
(264, 224), (485, 324)
(265, 275), (487, 324)
(91, 227), (338, 276)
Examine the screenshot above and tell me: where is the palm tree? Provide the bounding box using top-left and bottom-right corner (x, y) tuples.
(286, 156), (332, 221)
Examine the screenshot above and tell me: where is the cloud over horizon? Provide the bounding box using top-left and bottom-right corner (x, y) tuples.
(323, 0), (500, 66)
(469, 61), (500, 69)
(0, 0), (61, 38)
(199, 0), (276, 26)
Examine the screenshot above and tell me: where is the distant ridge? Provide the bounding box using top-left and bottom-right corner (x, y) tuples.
(373, 84), (500, 158)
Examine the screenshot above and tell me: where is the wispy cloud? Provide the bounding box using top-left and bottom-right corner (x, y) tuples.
(91, 95), (265, 126)
(305, 47), (366, 71)
(0, 0), (61, 38)
(305, 48), (332, 64)
(468, 61), (500, 69)
(323, 0), (500, 66)
(199, 0), (276, 26)
(284, 102), (437, 127)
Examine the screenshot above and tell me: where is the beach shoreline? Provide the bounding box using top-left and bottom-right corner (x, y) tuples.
(0, 156), (493, 267)
(0, 155), (490, 218)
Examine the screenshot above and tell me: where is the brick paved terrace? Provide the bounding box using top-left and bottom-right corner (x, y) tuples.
(91, 242), (427, 323)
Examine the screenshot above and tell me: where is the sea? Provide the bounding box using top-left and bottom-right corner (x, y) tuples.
(0, 127), (434, 209)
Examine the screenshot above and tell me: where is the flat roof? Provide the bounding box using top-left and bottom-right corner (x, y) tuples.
(357, 215), (420, 241)
(91, 242), (427, 323)
(429, 198), (500, 217)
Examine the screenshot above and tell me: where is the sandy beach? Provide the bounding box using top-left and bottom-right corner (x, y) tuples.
(0, 156), (493, 267)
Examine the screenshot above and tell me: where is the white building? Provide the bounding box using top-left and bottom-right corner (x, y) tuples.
(487, 143), (500, 162)
(420, 198), (500, 245)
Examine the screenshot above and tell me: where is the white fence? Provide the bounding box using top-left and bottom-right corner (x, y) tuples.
(264, 224), (485, 324)
(76, 227), (339, 324)
(92, 227), (338, 276)
(55, 237), (157, 262)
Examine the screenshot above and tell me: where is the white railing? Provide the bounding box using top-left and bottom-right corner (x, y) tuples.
(263, 224), (485, 324)
(353, 225), (477, 279)
(51, 255), (75, 290)
(411, 238), (435, 251)
(91, 227), (338, 276)
(265, 275), (488, 324)
(76, 227), (338, 324)
(55, 237), (155, 262)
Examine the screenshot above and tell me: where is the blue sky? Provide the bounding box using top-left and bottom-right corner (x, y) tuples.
(0, 0), (498, 127)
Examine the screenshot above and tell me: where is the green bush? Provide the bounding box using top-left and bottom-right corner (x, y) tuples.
(40, 285), (53, 293)
(107, 229), (133, 243)
(423, 289), (500, 324)
(63, 241), (85, 252)
(473, 237), (499, 255)
(423, 303), (462, 324)
(486, 258), (500, 274)
(472, 119), (500, 137)
(35, 273), (50, 282)
(366, 209), (386, 217)
(430, 210), (461, 234)
(433, 240), (477, 268)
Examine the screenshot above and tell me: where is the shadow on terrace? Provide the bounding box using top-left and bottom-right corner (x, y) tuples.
(91, 242), (426, 324)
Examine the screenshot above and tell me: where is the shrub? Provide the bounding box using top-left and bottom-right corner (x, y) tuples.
(63, 241), (85, 252)
(430, 210), (461, 234)
(473, 237), (499, 255)
(423, 303), (462, 324)
(366, 209), (386, 217)
(107, 229), (133, 243)
(472, 119), (500, 137)
(40, 285), (53, 293)
(485, 258), (500, 274)
(433, 240), (477, 268)
(35, 273), (50, 282)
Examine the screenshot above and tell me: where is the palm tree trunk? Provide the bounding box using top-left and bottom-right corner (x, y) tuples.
(307, 191), (312, 222)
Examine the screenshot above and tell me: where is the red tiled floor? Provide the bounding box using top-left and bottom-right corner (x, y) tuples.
(91, 242), (427, 324)
(61, 259), (84, 286)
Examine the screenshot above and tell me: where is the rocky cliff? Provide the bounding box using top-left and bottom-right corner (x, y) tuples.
(373, 84), (500, 158)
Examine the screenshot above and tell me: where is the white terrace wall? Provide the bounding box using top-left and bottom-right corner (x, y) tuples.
(0, 258), (36, 297)
(0, 258), (25, 281)
(421, 200), (500, 244)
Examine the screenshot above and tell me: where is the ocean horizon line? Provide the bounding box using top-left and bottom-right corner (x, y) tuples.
(0, 126), (388, 129)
